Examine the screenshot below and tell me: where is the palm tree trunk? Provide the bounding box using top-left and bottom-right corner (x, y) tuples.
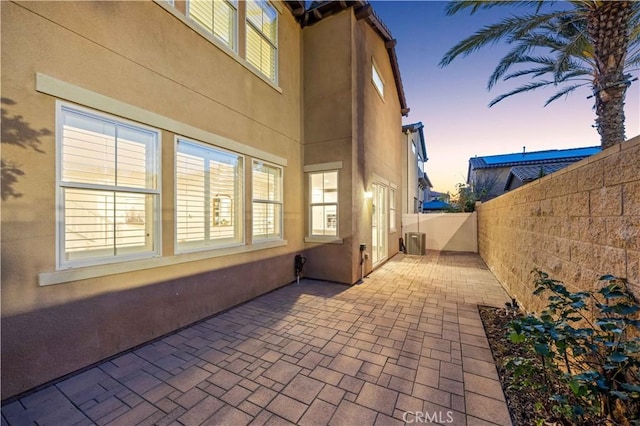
(588, 1), (633, 149)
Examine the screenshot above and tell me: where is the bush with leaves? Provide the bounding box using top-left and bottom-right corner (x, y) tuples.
(507, 270), (640, 425)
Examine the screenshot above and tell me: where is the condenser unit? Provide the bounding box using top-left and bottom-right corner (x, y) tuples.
(405, 232), (425, 255)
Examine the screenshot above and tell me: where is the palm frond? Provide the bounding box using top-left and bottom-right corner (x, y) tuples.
(544, 83), (588, 106)
(487, 44), (533, 90)
(488, 80), (558, 107)
(439, 11), (574, 67)
(444, 1), (550, 16)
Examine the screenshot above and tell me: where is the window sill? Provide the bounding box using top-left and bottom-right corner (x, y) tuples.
(39, 240), (288, 286)
(304, 237), (343, 244)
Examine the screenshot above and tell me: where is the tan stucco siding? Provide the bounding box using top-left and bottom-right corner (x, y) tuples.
(301, 10), (355, 283)
(353, 17), (403, 275)
(1, 0), (303, 398)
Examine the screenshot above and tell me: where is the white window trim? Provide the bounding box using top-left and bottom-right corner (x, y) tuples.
(371, 57), (385, 100)
(55, 101), (163, 270)
(186, 0), (238, 52)
(153, 0), (282, 92)
(389, 187), (397, 233)
(40, 239), (287, 286)
(308, 170), (339, 238)
(174, 136), (246, 254)
(252, 159), (284, 243)
(245, 0), (279, 84)
(37, 75), (289, 286)
(303, 162), (343, 244)
(36, 73), (287, 167)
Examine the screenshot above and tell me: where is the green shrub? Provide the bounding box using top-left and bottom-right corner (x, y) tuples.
(507, 270), (640, 425)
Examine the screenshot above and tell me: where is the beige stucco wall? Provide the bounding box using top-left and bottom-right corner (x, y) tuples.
(476, 136), (640, 313)
(1, 0), (303, 398)
(302, 9), (403, 284)
(302, 10), (355, 283)
(355, 16), (403, 276)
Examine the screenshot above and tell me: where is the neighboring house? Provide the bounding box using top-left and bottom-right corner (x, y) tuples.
(1, 0), (409, 399)
(401, 122), (431, 214)
(467, 146), (602, 200)
(426, 190), (447, 203)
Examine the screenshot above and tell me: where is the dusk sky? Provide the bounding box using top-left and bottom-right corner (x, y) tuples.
(372, 1), (640, 195)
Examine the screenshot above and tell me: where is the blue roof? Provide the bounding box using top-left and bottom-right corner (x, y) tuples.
(422, 200), (451, 210)
(471, 146), (601, 169)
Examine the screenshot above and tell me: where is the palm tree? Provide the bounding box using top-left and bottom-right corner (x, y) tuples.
(439, 1), (640, 149)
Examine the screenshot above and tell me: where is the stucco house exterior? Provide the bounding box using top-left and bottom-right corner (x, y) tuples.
(467, 146), (602, 200)
(1, 0), (409, 399)
(401, 122), (431, 214)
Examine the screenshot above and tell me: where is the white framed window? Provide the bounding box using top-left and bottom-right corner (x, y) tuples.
(309, 171), (338, 237)
(187, 0), (238, 50)
(175, 138), (244, 252)
(389, 188), (397, 232)
(372, 59), (385, 98)
(252, 160), (282, 241)
(56, 103), (161, 268)
(246, 0), (278, 82)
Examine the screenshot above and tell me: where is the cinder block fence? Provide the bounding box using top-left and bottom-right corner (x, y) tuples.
(476, 136), (639, 312)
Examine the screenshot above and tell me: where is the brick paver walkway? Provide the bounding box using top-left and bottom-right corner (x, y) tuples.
(2, 252), (513, 426)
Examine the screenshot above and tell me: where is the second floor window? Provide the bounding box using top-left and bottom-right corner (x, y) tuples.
(372, 60), (384, 98)
(246, 0), (278, 81)
(188, 0), (238, 50)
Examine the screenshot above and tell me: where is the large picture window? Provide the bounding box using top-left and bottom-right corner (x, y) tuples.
(252, 160), (282, 241)
(176, 139), (243, 252)
(57, 104), (160, 268)
(187, 0), (238, 50)
(309, 171), (338, 237)
(246, 0), (278, 81)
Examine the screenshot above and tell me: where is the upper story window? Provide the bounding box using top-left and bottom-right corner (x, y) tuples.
(246, 0), (278, 81)
(309, 171), (338, 237)
(372, 59), (385, 99)
(57, 103), (161, 268)
(175, 138), (244, 253)
(252, 160), (283, 241)
(187, 0), (238, 50)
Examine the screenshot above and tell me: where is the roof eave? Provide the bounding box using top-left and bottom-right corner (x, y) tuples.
(364, 9), (409, 116)
(284, 1), (306, 16)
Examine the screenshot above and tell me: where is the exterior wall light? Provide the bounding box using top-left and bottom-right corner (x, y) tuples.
(364, 191), (373, 199)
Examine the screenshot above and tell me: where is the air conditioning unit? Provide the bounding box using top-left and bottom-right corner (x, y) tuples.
(405, 232), (425, 255)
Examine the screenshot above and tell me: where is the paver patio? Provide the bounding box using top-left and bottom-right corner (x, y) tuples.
(2, 252), (514, 426)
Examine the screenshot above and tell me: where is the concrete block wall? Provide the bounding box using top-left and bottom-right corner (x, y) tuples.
(476, 136), (639, 313)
